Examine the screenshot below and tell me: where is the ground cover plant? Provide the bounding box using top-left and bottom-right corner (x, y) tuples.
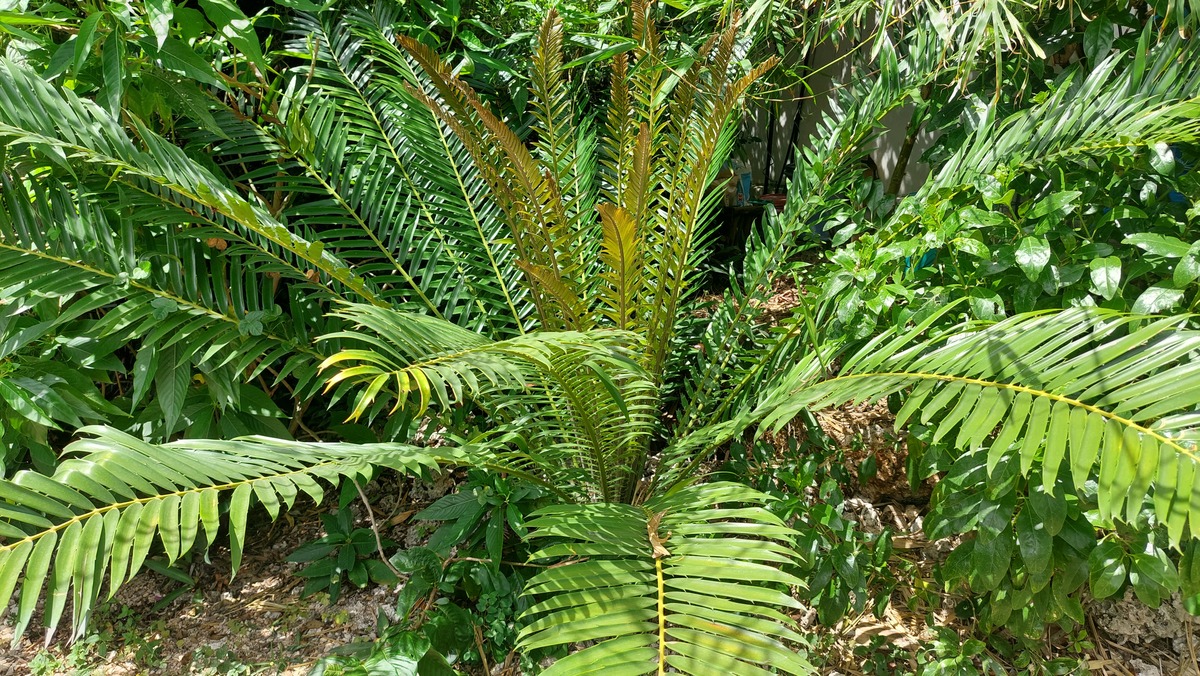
(0, 0), (1198, 672)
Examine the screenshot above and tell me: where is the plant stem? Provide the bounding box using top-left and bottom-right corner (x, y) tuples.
(351, 477), (404, 579)
(887, 103), (928, 196)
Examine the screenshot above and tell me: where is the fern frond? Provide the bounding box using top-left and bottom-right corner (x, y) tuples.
(320, 304), (656, 501)
(759, 308), (1200, 546)
(518, 482), (812, 675)
(598, 203), (643, 330)
(396, 34), (591, 332)
(281, 10), (529, 334)
(0, 173), (328, 413)
(0, 59), (374, 305)
(640, 42), (780, 381)
(673, 36), (915, 440)
(0, 427), (447, 646)
(887, 31), (1200, 238)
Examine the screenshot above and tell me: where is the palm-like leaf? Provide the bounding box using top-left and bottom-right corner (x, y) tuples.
(0, 427), (447, 646)
(670, 34), (921, 446)
(0, 59), (372, 304)
(886, 30), (1200, 239)
(278, 8), (530, 334)
(321, 304), (657, 502)
(0, 163), (333, 431)
(518, 482), (812, 675)
(397, 6), (777, 378)
(759, 308), (1200, 545)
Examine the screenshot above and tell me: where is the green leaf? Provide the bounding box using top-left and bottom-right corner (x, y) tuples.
(970, 529), (1013, 592)
(145, 0), (174, 48)
(1124, 233), (1192, 258)
(100, 30), (124, 114)
(132, 346), (157, 408)
(13, 531), (56, 643)
(1149, 143), (1175, 175)
(0, 380), (54, 426)
(951, 237), (991, 259)
(1131, 285), (1185, 314)
(967, 288), (1005, 321)
(1130, 551), (1178, 608)
(1174, 242), (1200, 287)
(1024, 191), (1080, 219)
(228, 483), (252, 576)
(1083, 18), (1115, 65)
(1014, 237), (1051, 282)
(1027, 485), (1066, 537)
(1180, 541), (1200, 614)
(1088, 256), (1121, 301)
(1015, 507), (1052, 576)
(1088, 540), (1126, 599)
(416, 492), (482, 521)
(72, 13), (103, 72)
(197, 0), (265, 74)
(150, 38), (223, 86)
(154, 343), (190, 434)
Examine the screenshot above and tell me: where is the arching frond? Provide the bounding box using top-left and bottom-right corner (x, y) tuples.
(518, 482), (812, 675)
(0, 172), (331, 422)
(759, 308), (1200, 546)
(278, 8), (530, 334)
(397, 21), (590, 332)
(672, 34), (920, 442)
(887, 31), (1200, 237)
(320, 304), (658, 502)
(0, 59), (373, 304)
(0, 427), (448, 646)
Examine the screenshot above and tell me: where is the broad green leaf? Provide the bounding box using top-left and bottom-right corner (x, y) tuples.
(1174, 242), (1200, 287)
(109, 502), (142, 593)
(1180, 542), (1200, 614)
(1130, 551), (1178, 608)
(1015, 507), (1052, 575)
(100, 30), (123, 114)
(0, 540), (32, 614)
(131, 346), (157, 408)
(1088, 256), (1121, 300)
(1088, 540), (1127, 599)
(13, 531), (56, 643)
(129, 499), (162, 581)
(1149, 142), (1176, 175)
(158, 493), (182, 563)
(0, 380), (54, 426)
(1083, 18), (1115, 64)
(197, 0), (264, 70)
(228, 483), (252, 576)
(145, 0), (174, 48)
(154, 343), (190, 435)
(1131, 285), (1185, 314)
(1014, 237), (1051, 282)
(151, 37), (223, 86)
(1124, 233), (1191, 258)
(1028, 485), (1066, 537)
(971, 531), (1013, 592)
(1024, 191), (1080, 219)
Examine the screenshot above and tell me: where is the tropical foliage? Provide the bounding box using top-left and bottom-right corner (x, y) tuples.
(0, 0), (1198, 671)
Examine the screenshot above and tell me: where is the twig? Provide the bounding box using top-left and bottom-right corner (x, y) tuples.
(351, 477), (404, 579)
(499, 650), (517, 676)
(474, 623), (490, 675)
(1188, 615), (1200, 675)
